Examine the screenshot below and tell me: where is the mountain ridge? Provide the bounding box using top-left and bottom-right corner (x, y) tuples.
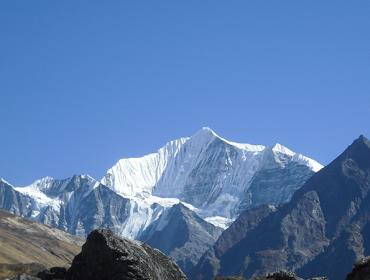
(191, 134), (370, 280)
(0, 128), (324, 275)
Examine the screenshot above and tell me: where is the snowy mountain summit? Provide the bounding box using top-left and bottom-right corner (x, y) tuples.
(102, 127), (322, 226)
(0, 127), (322, 237)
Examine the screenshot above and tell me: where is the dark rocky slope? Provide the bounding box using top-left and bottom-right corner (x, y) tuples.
(140, 203), (222, 273)
(191, 204), (276, 279)
(192, 135), (370, 280)
(66, 229), (187, 280)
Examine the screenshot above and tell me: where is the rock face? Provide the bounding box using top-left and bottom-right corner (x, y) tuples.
(140, 203), (223, 273)
(65, 229), (187, 280)
(190, 205), (276, 280)
(192, 135), (370, 280)
(346, 257), (370, 280)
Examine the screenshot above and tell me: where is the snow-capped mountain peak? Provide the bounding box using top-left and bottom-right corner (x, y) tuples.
(102, 128), (323, 221)
(197, 126), (218, 137)
(23, 176), (55, 190)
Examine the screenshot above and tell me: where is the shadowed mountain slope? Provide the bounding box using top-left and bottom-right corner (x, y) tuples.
(140, 203), (223, 273)
(191, 135), (370, 280)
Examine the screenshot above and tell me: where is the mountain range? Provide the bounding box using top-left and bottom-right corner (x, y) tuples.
(0, 128), (323, 273)
(191, 135), (370, 280)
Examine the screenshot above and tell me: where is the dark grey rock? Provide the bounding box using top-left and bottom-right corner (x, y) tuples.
(255, 271), (303, 280)
(346, 256), (370, 280)
(251, 270), (327, 280)
(37, 267), (66, 279)
(65, 229), (187, 280)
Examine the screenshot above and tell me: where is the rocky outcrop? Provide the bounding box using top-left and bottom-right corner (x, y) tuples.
(253, 271), (328, 280)
(65, 229), (187, 280)
(253, 271), (303, 279)
(346, 257), (370, 280)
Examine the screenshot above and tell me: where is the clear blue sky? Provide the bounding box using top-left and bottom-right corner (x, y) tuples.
(1, 1), (369, 185)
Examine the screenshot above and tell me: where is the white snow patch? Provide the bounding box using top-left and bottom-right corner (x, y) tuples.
(205, 216), (234, 229)
(272, 143), (295, 156)
(15, 184), (61, 211)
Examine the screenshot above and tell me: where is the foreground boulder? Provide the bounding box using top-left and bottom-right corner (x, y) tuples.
(65, 229), (187, 280)
(346, 257), (370, 280)
(252, 271), (303, 280)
